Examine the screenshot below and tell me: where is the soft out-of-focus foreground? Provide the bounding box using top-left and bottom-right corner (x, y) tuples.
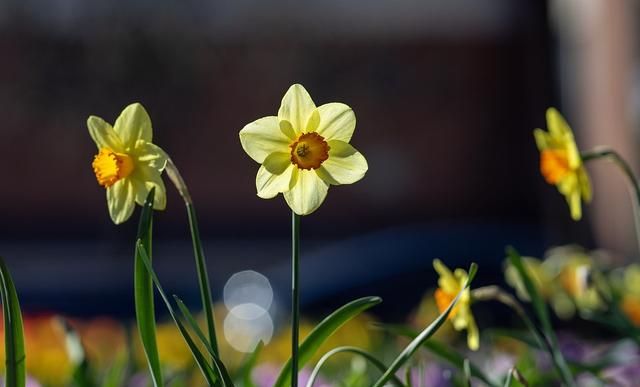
(1, 0), (640, 385)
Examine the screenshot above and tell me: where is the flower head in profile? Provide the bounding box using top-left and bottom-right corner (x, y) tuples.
(534, 108), (592, 220)
(433, 259), (479, 350)
(239, 84), (368, 215)
(88, 103), (168, 224)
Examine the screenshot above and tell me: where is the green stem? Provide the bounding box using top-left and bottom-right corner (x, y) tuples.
(582, 147), (640, 252)
(472, 286), (574, 387)
(292, 211), (301, 387)
(165, 160), (219, 359)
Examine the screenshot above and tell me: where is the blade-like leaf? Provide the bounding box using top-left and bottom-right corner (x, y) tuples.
(273, 296), (382, 387)
(305, 346), (403, 387)
(134, 188), (163, 387)
(186, 203), (219, 359)
(235, 342), (263, 387)
(381, 324), (497, 387)
(0, 258), (25, 387)
(506, 247), (575, 387)
(372, 263), (477, 387)
(137, 242), (232, 386)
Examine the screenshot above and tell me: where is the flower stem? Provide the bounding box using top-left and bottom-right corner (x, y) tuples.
(165, 160), (219, 359)
(472, 286), (575, 387)
(291, 211), (301, 387)
(581, 147), (640, 252)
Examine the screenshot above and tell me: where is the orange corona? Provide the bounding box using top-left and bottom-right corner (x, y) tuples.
(92, 148), (135, 187)
(289, 132), (330, 170)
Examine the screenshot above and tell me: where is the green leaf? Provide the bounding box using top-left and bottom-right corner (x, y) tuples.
(305, 346), (403, 387)
(372, 263), (477, 387)
(235, 341), (263, 387)
(273, 296), (382, 387)
(186, 203), (219, 358)
(506, 247), (575, 387)
(136, 242), (233, 386)
(0, 257), (25, 387)
(102, 351), (129, 387)
(134, 188), (163, 387)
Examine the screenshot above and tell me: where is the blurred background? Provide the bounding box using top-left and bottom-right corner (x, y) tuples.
(0, 0), (638, 347)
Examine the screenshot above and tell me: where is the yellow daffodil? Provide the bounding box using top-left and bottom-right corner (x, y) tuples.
(88, 103), (168, 224)
(433, 259), (479, 350)
(239, 84), (368, 215)
(504, 257), (551, 301)
(534, 107), (591, 220)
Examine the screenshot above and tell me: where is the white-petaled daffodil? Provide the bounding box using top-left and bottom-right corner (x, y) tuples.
(239, 84), (368, 215)
(88, 103), (168, 224)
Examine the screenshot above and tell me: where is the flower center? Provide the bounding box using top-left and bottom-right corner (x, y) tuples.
(540, 149), (570, 184)
(92, 148), (134, 187)
(289, 132), (330, 170)
(434, 288), (459, 319)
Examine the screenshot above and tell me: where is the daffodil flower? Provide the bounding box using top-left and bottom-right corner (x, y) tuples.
(88, 103), (168, 224)
(239, 84), (368, 215)
(534, 108), (592, 220)
(433, 259), (479, 350)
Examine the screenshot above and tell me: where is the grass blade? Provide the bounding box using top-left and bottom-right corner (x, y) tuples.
(0, 258), (25, 387)
(305, 346), (403, 387)
(372, 263), (477, 387)
(273, 296), (382, 387)
(235, 342), (263, 387)
(186, 203), (219, 358)
(506, 247), (575, 387)
(134, 188), (163, 387)
(137, 241), (233, 386)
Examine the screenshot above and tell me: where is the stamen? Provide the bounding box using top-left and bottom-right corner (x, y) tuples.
(92, 148), (135, 187)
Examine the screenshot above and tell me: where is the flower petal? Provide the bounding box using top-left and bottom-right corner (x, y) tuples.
(278, 84), (316, 135)
(114, 103), (153, 149)
(546, 107), (571, 138)
(106, 179), (136, 224)
(283, 169), (329, 215)
(317, 141), (367, 185)
(256, 164), (296, 199)
(306, 109), (320, 133)
(240, 116), (290, 163)
(316, 103), (356, 142)
(533, 128), (550, 151)
(263, 152), (292, 175)
(134, 141), (169, 173)
(87, 116), (124, 151)
(280, 120), (297, 141)
(132, 166), (167, 210)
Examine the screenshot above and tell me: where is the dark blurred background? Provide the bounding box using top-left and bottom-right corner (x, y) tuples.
(0, 0), (637, 333)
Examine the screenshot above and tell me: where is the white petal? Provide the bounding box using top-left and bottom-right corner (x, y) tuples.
(114, 103), (153, 149)
(240, 116), (290, 163)
(283, 169), (329, 215)
(278, 84), (316, 135)
(256, 165), (296, 199)
(106, 179), (136, 224)
(317, 140), (368, 185)
(316, 103), (356, 142)
(87, 116), (124, 151)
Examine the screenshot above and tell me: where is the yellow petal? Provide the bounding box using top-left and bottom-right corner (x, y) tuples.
(106, 179), (136, 224)
(280, 120), (297, 141)
(263, 152), (292, 175)
(466, 315), (480, 351)
(546, 107), (570, 138)
(132, 166), (167, 210)
(113, 103), (153, 150)
(278, 84), (317, 135)
(87, 116), (124, 151)
(306, 109), (321, 133)
(134, 142), (169, 172)
(568, 189), (582, 221)
(533, 128), (550, 151)
(240, 116), (290, 163)
(316, 103), (356, 142)
(256, 165), (296, 199)
(283, 169), (329, 215)
(317, 141), (367, 185)
(579, 167), (592, 202)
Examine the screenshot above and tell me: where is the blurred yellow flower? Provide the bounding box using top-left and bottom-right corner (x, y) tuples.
(504, 257), (551, 301)
(239, 84), (368, 215)
(534, 107), (591, 220)
(433, 259), (479, 351)
(88, 103), (168, 224)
